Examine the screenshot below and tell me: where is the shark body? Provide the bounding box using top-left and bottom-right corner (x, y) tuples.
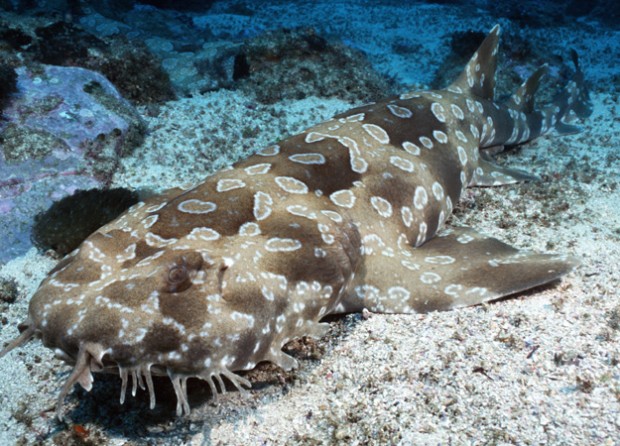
(0, 25), (592, 418)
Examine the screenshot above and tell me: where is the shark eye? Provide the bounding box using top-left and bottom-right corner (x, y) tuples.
(168, 264), (189, 286)
(163, 253), (203, 293)
(165, 264), (191, 293)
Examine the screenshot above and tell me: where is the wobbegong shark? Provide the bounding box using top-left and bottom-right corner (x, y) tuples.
(0, 25), (592, 418)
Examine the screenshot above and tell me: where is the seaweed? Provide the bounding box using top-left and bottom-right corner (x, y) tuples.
(31, 188), (140, 256)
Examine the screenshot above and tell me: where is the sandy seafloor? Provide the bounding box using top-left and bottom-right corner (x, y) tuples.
(1, 1), (620, 445)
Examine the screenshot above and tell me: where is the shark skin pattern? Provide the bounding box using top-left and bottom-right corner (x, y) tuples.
(0, 25), (592, 419)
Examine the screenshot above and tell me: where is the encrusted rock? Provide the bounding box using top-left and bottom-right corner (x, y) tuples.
(0, 64), (145, 262)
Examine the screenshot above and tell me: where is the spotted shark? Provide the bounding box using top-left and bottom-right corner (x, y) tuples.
(0, 25), (592, 419)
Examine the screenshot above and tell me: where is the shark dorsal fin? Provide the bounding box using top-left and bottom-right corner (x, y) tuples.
(449, 24), (500, 101)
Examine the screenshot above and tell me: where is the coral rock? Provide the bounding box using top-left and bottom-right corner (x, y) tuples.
(0, 64), (145, 262)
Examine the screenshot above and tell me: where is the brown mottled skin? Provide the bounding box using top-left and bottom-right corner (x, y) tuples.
(0, 26), (591, 418)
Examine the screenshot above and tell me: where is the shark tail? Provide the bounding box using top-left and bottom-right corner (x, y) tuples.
(453, 26), (592, 187)
(449, 25), (591, 139)
(505, 49), (592, 139)
(542, 50), (593, 135)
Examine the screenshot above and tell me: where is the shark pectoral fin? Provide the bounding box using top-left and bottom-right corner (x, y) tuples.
(346, 227), (575, 314)
(470, 158), (540, 186)
(418, 227), (576, 309)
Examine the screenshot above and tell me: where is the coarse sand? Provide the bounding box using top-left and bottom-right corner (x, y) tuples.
(0, 2), (619, 445)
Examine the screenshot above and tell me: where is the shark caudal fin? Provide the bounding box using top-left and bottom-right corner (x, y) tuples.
(506, 50), (591, 138)
(449, 24), (500, 100)
(566, 50), (592, 119)
(547, 50), (593, 135)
